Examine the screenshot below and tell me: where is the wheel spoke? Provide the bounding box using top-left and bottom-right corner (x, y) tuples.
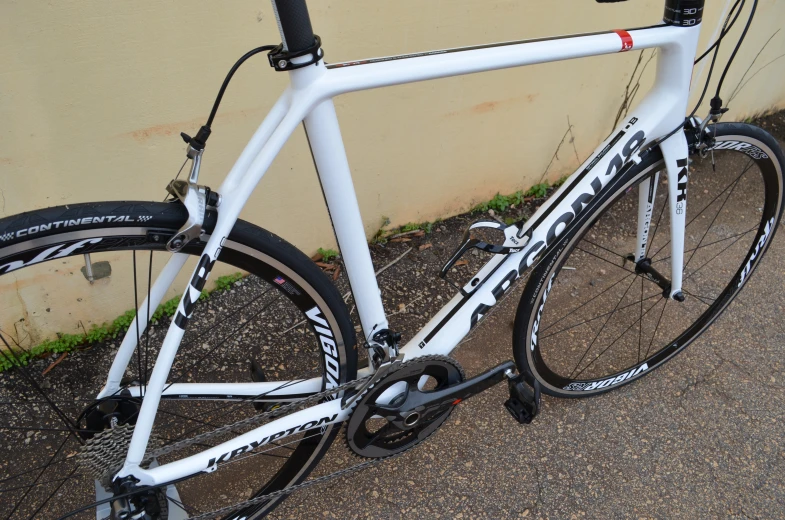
(143, 250), (154, 396)
(132, 251), (145, 394)
(26, 464), (80, 520)
(0, 334), (83, 445)
(5, 433), (71, 519)
(581, 240), (633, 268)
(0, 457), (77, 486)
(638, 277), (644, 363)
(683, 234), (748, 282)
(643, 297), (669, 359)
(540, 272), (637, 335)
(652, 226), (758, 265)
(541, 292), (661, 340)
(682, 173), (743, 273)
(568, 276), (638, 379)
(574, 245), (635, 274)
(0, 473), (85, 495)
(650, 158), (754, 261)
(574, 296), (664, 378)
(162, 288), (279, 392)
(166, 494), (196, 517)
(0, 425), (99, 434)
(680, 288), (714, 307)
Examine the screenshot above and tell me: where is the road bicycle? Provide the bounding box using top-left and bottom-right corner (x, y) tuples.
(1, 0), (783, 518)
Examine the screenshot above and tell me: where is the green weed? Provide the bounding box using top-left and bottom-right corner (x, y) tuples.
(214, 272), (243, 292)
(0, 270), (247, 372)
(472, 179), (557, 214)
(317, 248), (339, 262)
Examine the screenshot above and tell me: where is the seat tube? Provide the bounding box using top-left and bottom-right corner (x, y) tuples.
(302, 100), (389, 340)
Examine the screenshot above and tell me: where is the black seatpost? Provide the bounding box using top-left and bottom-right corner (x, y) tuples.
(271, 0), (316, 53)
(663, 0), (706, 26)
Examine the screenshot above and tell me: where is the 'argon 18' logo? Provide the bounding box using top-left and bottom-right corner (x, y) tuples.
(467, 125), (647, 337)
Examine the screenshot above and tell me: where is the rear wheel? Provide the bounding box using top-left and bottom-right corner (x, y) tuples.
(514, 123), (784, 398)
(0, 201), (357, 518)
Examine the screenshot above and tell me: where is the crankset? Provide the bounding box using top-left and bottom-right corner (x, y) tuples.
(346, 355), (535, 458)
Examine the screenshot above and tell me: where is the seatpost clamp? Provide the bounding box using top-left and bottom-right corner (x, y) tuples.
(267, 35), (323, 71)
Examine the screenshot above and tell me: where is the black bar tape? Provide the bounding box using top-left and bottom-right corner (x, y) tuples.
(272, 0), (316, 53)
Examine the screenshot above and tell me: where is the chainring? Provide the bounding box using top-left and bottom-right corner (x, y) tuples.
(346, 355), (465, 458)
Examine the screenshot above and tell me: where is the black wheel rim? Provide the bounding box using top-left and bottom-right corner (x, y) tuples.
(526, 131), (782, 395)
(0, 223), (353, 519)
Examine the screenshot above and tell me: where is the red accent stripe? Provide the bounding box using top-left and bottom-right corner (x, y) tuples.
(614, 29), (634, 52)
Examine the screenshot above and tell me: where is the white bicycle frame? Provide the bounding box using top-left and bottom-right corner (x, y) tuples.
(106, 20), (702, 486)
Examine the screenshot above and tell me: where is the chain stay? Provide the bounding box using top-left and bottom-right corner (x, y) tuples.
(147, 376), (370, 460)
(186, 359), (458, 519)
(124, 358), (459, 518)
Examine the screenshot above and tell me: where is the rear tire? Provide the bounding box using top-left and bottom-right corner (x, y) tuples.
(0, 201), (357, 519)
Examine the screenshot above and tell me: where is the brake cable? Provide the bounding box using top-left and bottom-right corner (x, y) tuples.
(180, 45), (278, 151)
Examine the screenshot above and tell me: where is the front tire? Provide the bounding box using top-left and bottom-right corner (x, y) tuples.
(513, 123), (784, 398)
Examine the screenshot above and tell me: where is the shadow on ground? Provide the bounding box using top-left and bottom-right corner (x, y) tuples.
(271, 112), (785, 519)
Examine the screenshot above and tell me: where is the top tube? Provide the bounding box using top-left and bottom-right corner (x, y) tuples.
(268, 0), (705, 58)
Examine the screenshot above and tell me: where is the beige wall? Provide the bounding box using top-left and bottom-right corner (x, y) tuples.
(1, 1), (785, 344)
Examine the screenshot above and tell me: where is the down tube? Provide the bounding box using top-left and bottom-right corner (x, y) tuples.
(400, 114), (662, 360)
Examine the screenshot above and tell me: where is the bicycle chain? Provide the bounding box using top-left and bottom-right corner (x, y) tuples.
(147, 375), (371, 460)
(186, 356), (457, 519)
(106, 357), (458, 519)
(187, 452), (403, 520)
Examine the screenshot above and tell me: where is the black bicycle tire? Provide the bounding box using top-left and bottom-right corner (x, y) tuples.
(0, 200), (358, 519)
(513, 123), (784, 398)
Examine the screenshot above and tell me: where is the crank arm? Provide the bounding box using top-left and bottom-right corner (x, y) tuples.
(375, 360), (516, 418)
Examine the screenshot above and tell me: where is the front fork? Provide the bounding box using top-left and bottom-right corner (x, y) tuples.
(635, 131), (689, 300)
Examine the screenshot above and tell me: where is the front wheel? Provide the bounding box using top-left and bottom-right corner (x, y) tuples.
(0, 201), (357, 519)
(514, 123), (784, 398)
